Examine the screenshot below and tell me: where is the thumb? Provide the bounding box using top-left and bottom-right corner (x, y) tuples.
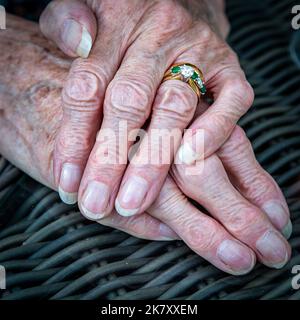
(40, 0), (97, 58)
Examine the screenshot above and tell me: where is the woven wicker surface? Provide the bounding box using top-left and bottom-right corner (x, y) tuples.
(0, 0), (299, 300)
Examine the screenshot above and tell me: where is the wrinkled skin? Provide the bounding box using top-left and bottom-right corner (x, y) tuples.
(39, 0), (255, 220)
(0, 16), (292, 275)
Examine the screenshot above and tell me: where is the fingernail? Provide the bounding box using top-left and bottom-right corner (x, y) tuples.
(282, 220), (293, 239)
(58, 163), (82, 204)
(81, 181), (110, 220)
(77, 27), (92, 58)
(256, 230), (289, 269)
(262, 201), (290, 237)
(217, 239), (255, 275)
(62, 19), (92, 58)
(159, 223), (179, 241)
(177, 143), (197, 165)
(115, 176), (148, 217)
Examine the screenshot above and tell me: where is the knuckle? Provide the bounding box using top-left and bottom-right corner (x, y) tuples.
(154, 1), (191, 30)
(231, 126), (248, 143)
(186, 218), (220, 251)
(239, 80), (254, 108)
(105, 77), (152, 123)
(196, 21), (215, 43)
(63, 61), (107, 112)
(240, 171), (277, 202)
(226, 206), (262, 237)
(226, 126), (251, 154)
(189, 33), (227, 62)
(227, 77), (254, 111)
(153, 85), (196, 124)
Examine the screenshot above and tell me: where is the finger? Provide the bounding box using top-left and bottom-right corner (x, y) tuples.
(54, 13), (128, 206)
(40, 0), (97, 58)
(99, 211), (179, 241)
(77, 45), (171, 220)
(217, 126), (292, 239)
(115, 79), (197, 217)
(173, 155), (291, 269)
(177, 51), (254, 165)
(149, 177), (256, 275)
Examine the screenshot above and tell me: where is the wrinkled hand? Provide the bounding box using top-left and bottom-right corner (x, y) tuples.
(172, 125), (292, 270)
(0, 14), (291, 275)
(39, 0), (254, 221)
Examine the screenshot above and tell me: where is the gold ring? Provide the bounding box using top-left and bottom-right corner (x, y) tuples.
(163, 63), (206, 99)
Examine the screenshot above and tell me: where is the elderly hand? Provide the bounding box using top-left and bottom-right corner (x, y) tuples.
(1, 15), (291, 274)
(39, 0), (254, 220)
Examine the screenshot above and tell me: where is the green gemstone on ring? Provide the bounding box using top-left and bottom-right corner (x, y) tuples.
(200, 86), (207, 94)
(195, 77), (206, 95)
(171, 66), (181, 74)
(191, 72), (198, 80)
